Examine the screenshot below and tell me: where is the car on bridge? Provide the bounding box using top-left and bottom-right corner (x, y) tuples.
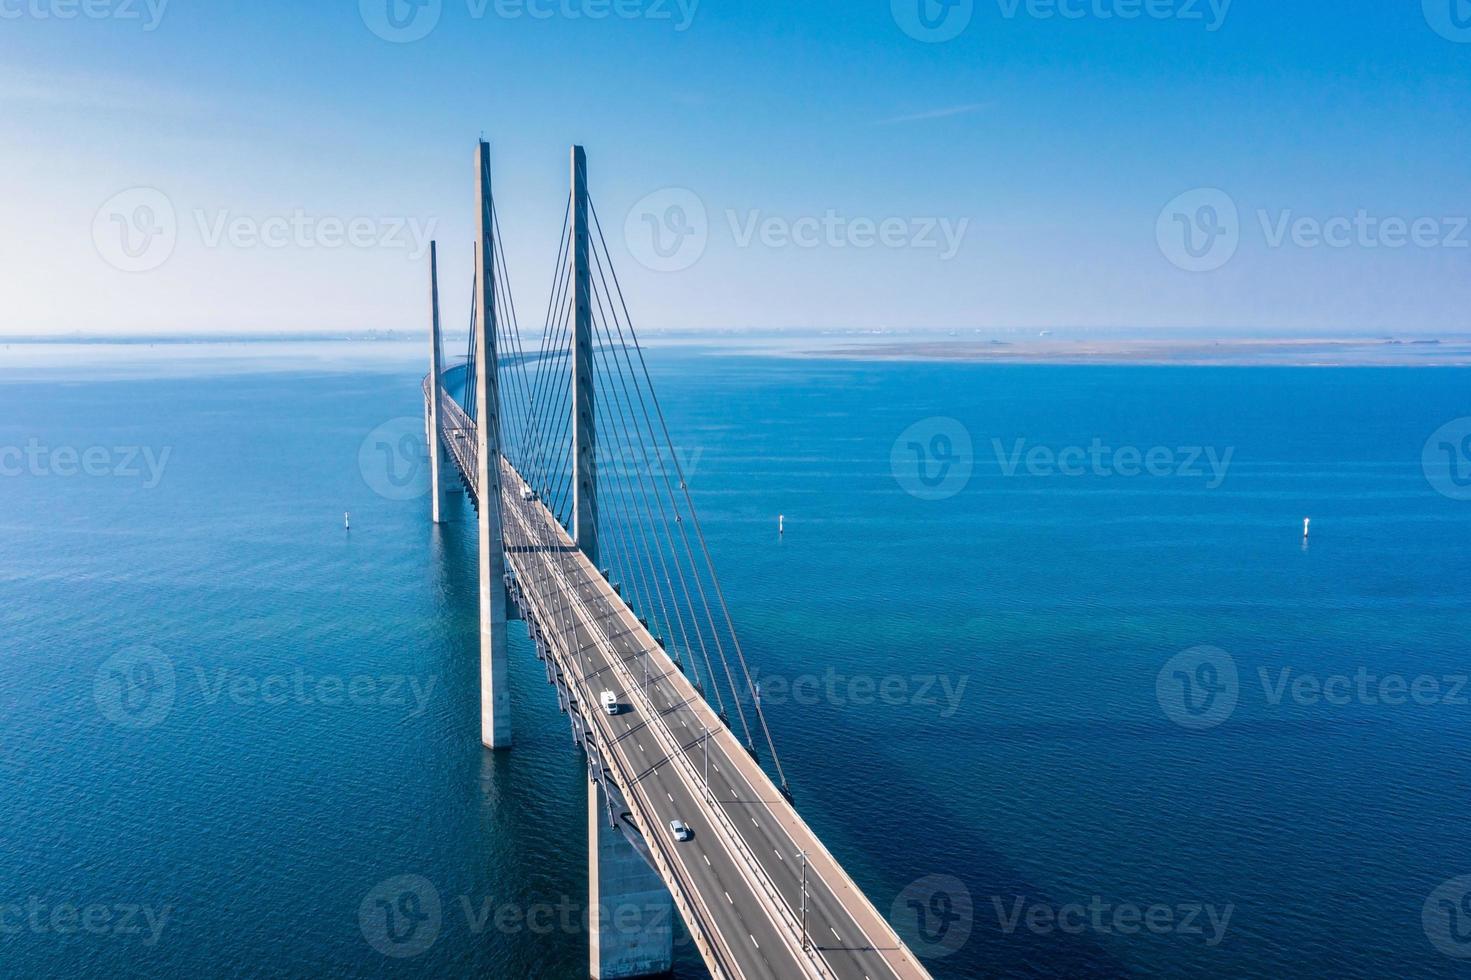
(668, 819), (693, 843)
(601, 690), (619, 715)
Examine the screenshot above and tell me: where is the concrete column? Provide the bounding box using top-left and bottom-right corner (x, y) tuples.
(588, 777), (674, 979)
(570, 145), (598, 567)
(475, 141), (511, 750)
(427, 240), (446, 524)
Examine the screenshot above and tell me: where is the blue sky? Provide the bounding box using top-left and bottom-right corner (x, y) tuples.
(2, 0), (1469, 335)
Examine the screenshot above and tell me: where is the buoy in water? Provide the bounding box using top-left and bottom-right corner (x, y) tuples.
(345, 511), (351, 531)
(779, 514), (785, 535)
(1303, 517), (1310, 539)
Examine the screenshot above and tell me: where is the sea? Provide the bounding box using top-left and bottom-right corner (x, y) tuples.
(2, 341), (1470, 978)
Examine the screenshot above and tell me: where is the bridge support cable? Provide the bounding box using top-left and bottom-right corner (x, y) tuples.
(584, 242), (747, 746)
(588, 197), (791, 794)
(589, 352), (683, 675)
(584, 269), (718, 708)
(485, 199), (611, 730)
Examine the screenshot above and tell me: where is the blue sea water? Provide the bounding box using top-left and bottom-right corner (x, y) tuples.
(2, 343), (1471, 978)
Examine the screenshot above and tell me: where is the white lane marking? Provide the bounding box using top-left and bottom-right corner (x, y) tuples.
(725, 892), (733, 904)
(667, 793), (673, 802)
(703, 854), (710, 866)
(832, 927), (841, 940)
(775, 850), (783, 860)
(749, 935), (759, 949)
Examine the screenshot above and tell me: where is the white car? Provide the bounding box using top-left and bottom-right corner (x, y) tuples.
(668, 819), (693, 842)
(601, 690), (619, 716)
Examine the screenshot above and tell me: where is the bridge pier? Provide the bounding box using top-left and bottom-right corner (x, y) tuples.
(588, 778), (674, 979)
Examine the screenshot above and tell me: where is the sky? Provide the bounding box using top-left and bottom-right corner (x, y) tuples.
(1, 0), (1469, 336)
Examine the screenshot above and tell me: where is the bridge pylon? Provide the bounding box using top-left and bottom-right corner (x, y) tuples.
(475, 140), (511, 750)
(571, 144), (598, 567)
(426, 240), (447, 524)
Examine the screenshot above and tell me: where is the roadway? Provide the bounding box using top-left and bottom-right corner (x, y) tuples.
(496, 458), (930, 980)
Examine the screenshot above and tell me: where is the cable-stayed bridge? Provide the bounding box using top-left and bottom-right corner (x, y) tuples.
(423, 141), (932, 980)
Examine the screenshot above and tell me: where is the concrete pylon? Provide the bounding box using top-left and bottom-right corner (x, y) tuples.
(589, 777), (674, 979)
(427, 240), (446, 524)
(571, 145), (598, 567)
(475, 141), (511, 750)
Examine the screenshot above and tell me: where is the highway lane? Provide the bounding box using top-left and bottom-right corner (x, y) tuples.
(498, 464), (929, 980)
(503, 495), (805, 979)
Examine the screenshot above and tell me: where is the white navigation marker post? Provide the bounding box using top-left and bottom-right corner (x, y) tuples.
(427, 240), (446, 525)
(1303, 517), (1311, 539)
(475, 140), (511, 750)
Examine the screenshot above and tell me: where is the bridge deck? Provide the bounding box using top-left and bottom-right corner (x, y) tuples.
(433, 390), (929, 980)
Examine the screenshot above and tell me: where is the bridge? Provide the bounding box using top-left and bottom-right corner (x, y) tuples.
(422, 141), (933, 980)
